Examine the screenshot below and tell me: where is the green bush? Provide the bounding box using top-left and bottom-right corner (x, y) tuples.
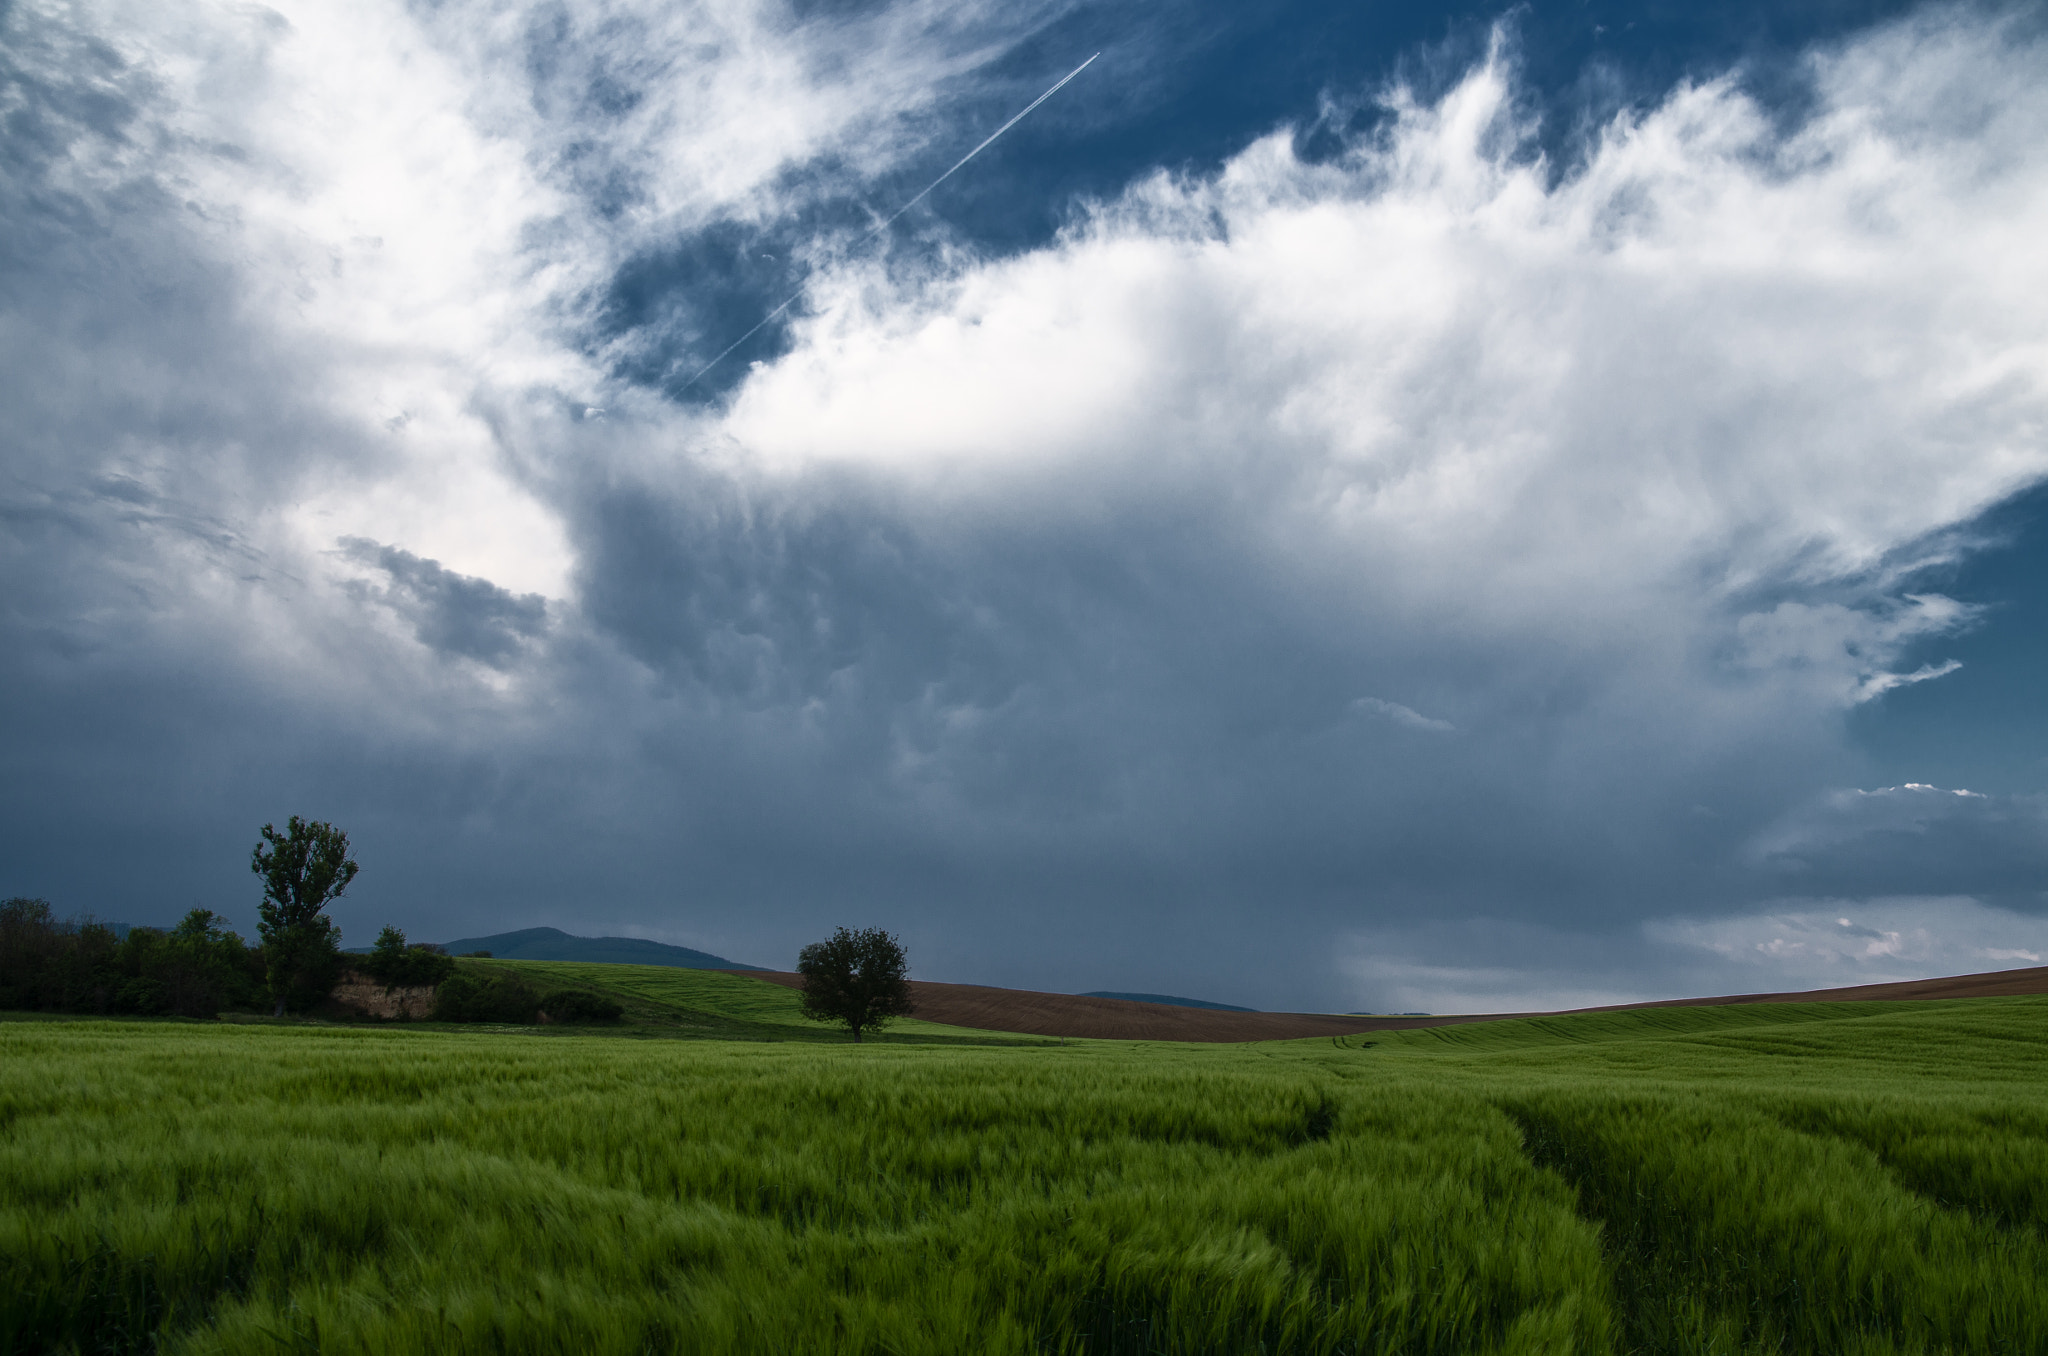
(432, 965), (541, 1023)
(540, 989), (623, 1024)
(361, 925), (458, 989)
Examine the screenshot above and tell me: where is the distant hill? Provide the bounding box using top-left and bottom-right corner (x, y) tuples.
(414, 927), (756, 970)
(1081, 991), (1258, 1013)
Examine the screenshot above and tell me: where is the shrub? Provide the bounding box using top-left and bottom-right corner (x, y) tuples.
(432, 966), (540, 1023)
(362, 926), (457, 990)
(540, 989), (624, 1024)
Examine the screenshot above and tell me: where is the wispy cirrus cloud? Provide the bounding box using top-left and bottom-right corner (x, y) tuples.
(1350, 698), (1456, 733)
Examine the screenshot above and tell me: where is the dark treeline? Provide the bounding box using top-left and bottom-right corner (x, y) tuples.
(4, 818), (615, 1025)
(0, 897), (267, 1017)
(0, 899), (621, 1024)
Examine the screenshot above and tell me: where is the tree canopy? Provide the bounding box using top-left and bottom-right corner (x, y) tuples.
(796, 927), (914, 1043)
(362, 925), (456, 991)
(250, 816), (356, 1014)
(251, 817), (358, 935)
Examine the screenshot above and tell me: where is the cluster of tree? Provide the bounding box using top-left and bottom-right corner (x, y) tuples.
(8, 814), (906, 1037)
(0, 898), (268, 1016)
(3, 817), (486, 1021)
(244, 818), (622, 1022)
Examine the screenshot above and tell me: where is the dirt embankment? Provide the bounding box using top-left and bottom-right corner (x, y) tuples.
(727, 964), (2048, 1043)
(329, 969), (437, 1020)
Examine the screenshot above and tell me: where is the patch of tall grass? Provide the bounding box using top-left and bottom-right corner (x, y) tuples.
(1508, 1092), (2047, 1353)
(1774, 1098), (2048, 1232)
(3, 995), (2045, 1354)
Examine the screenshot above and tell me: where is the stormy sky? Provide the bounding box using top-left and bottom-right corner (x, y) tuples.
(5, 0), (2048, 1013)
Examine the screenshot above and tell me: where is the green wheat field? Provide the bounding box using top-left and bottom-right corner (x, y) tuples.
(5, 961), (2046, 1355)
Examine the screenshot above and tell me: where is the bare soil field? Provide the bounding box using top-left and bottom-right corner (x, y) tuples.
(730, 964), (2048, 1042)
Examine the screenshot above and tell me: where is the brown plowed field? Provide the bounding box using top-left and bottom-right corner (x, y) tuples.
(726, 963), (2048, 1043)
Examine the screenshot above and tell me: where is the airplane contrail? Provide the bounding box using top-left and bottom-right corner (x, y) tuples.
(678, 52), (1101, 393)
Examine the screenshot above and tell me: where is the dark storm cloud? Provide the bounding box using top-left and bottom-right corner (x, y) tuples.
(339, 539), (548, 666)
(4, 0), (2048, 1013)
(1753, 784), (2048, 902)
(545, 438), (1824, 937)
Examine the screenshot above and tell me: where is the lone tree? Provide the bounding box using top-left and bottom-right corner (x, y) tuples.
(796, 927), (914, 1043)
(251, 816), (357, 1015)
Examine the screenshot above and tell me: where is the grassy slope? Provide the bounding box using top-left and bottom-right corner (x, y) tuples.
(460, 958), (1054, 1045)
(3, 996), (2045, 1354)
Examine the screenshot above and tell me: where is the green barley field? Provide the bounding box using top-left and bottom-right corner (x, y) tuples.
(4, 963), (2046, 1355)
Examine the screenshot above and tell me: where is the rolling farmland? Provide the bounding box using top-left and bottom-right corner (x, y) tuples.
(3, 977), (2045, 1354)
